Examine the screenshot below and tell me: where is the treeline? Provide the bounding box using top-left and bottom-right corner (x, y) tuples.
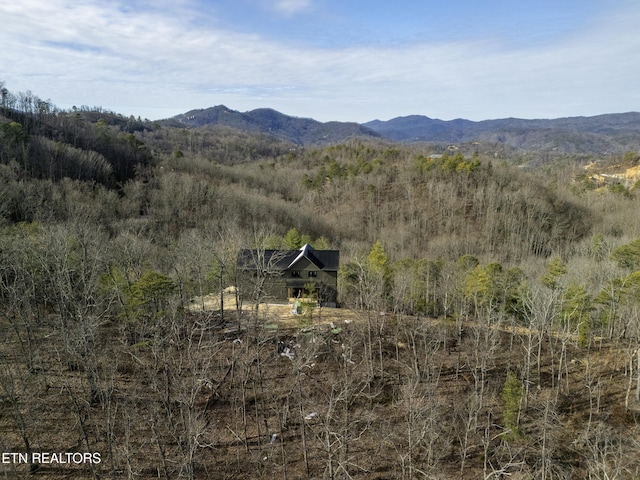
(0, 83), (151, 187)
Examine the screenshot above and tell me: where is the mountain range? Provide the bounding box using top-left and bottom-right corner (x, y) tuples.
(364, 113), (640, 154)
(166, 106), (640, 154)
(167, 105), (381, 146)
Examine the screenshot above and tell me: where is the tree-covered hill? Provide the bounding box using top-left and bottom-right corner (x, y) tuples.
(168, 105), (382, 145)
(0, 89), (592, 262)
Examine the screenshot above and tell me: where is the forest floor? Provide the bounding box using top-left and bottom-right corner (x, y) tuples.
(3, 300), (640, 479)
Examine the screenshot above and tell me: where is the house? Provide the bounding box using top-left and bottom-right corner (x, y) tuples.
(236, 244), (339, 306)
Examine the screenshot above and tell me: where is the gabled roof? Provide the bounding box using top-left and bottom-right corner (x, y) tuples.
(237, 244), (339, 271)
(288, 244), (323, 269)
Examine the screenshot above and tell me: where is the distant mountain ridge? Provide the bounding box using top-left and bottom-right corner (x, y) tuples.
(168, 105), (381, 145)
(364, 112), (640, 154)
(167, 106), (640, 153)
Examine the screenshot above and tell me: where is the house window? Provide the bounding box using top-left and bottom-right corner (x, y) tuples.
(308, 271), (317, 278)
(291, 270), (301, 278)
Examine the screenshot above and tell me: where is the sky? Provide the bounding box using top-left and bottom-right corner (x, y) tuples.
(1, 0), (639, 122)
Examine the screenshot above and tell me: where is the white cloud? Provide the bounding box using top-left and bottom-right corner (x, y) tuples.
(272, 0), (313, 16)
(1, 0), (639, 122)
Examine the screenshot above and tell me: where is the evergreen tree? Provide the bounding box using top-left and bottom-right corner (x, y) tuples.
(501, 370), (524, 439)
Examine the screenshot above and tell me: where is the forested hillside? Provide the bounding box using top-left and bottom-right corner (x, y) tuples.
(365, 112), (640, 154)
(3, 84), (640, 478)
(168, 105), (381, 145)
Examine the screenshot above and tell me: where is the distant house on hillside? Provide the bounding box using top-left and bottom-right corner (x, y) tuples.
(236, 244), (339, 306)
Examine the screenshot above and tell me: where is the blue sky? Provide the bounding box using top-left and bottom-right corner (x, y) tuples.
(1, 0), (638, 122)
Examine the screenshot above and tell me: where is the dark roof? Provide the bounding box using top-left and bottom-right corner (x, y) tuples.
(237, 244), (339, 271)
